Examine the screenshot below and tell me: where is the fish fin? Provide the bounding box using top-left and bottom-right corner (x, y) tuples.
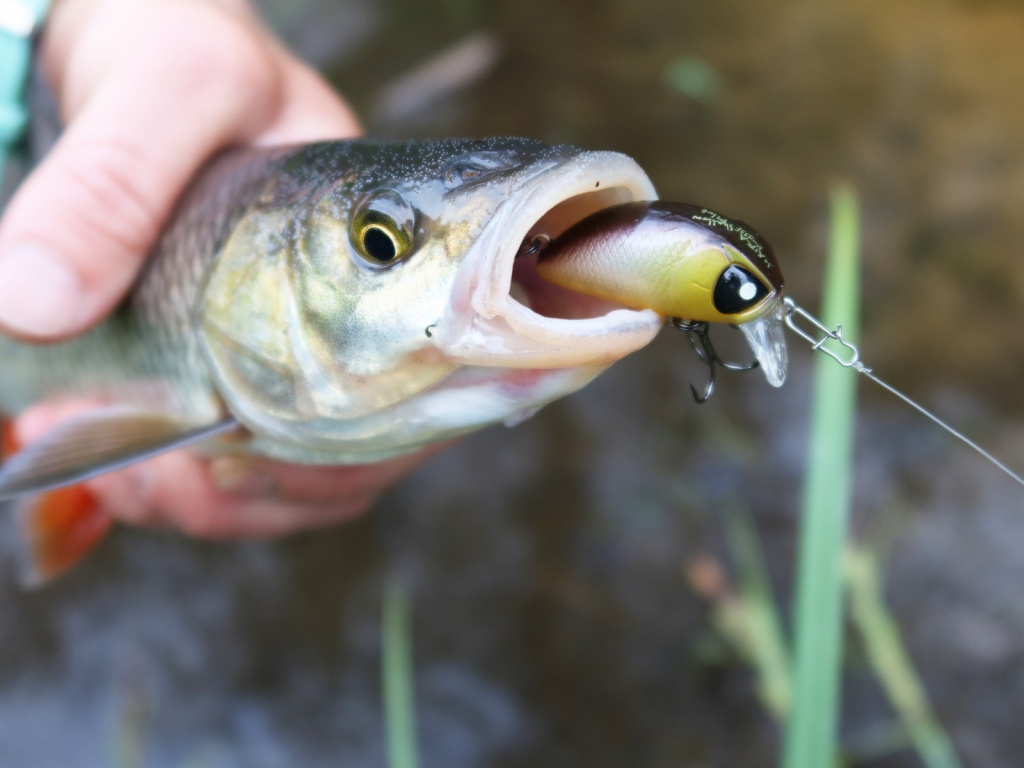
(0, 407), (239, 500)
(1, 418), (18, 460)
(12, 485), (113, 587)
(3, 416), (112, 586)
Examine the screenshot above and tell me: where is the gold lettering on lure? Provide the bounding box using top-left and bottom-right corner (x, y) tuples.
(691, 209), (774, 270)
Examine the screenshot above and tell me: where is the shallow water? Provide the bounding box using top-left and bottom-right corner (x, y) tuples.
(3, 0), (1024, 765)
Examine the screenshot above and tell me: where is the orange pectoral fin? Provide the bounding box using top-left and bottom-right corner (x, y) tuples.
(1, 419), (18, 460)
(1, 408), (237, 586)
(14, 485), (113, 586)
(3, 418), (112, 586)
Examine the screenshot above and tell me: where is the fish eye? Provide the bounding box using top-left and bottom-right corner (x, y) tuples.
(713, 265), (770, 314)
(361, 225), (399, 262)
(350, 190), (416, 266)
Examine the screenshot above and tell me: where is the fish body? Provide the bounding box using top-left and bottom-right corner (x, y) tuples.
(0, 138), (664, 464)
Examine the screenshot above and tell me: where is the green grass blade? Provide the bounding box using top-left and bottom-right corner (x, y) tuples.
(383, 580), (420, 768)
(782, 186), (861, 768)
(845, 548), (964, 768)
(723, 502), (792, 720)
(114, 680), (147, 768)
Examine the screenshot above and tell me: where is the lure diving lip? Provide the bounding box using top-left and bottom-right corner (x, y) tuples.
(534, 200), (788, 387)
(739, 305), (788, 387)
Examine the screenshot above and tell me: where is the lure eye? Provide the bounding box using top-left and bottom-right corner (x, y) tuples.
(713, 265), (770, 314)
(350, 190), (416, 266)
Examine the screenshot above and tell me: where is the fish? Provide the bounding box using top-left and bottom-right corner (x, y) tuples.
(0, 138), (786, 584)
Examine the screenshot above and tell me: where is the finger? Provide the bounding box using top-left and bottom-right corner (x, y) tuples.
(91, 451), (378, 539)
(0, 3), (284, 340)
(256, 52), (363, 144)
(207, 443), (448, 503)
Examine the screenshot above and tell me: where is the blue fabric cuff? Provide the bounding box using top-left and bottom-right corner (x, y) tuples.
(0, 0), (51, 181)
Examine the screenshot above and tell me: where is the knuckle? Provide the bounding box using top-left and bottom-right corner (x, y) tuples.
(56, 138), (163, 268)
(145, 6), (282, 128)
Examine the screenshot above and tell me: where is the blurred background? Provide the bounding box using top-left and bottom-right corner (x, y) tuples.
(2, 0), (1024, 765)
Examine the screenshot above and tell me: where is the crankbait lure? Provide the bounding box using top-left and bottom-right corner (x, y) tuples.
(533, 200), (1024, 489)
(533, 201), (788, 397)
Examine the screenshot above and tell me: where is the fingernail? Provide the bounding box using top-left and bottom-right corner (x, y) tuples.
(210, 457), (280, 498)
(0, 243), (87, 337)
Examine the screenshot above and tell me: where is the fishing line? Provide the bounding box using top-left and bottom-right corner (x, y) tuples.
(782, 296), (1024, 490)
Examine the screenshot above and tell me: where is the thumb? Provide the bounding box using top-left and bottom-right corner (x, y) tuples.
(0, 11), (281, 340)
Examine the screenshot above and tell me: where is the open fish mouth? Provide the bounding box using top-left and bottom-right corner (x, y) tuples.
(441, 151), (664, 368)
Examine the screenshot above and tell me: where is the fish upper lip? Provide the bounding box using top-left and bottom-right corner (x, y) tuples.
(438, 151), (664, 368)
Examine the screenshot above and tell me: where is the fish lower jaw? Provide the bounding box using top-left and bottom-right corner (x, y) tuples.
(441, 307), (662, 369)
(442, 151), (663, 368)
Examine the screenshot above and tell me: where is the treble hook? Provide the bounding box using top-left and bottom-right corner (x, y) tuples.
(669, 318), (759, 403)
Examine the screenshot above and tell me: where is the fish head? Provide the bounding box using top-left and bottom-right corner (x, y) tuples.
(197, 139), (663, 461)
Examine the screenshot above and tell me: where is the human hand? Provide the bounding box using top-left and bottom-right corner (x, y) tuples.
(0, 0), (437, 538)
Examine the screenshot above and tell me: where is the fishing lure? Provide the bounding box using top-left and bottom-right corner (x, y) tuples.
(532, 200), (1024, 489)
(532, 201), (788, 396)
